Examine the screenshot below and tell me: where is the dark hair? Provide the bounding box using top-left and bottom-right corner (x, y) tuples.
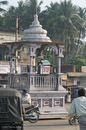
(78, 88), (85, 96)
(23, 90), (27, 93)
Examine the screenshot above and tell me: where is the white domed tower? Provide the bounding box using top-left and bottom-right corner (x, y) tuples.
(21, 11), (52, 42)
(4, 11), (68, 119)
(20, 11), (52, 73)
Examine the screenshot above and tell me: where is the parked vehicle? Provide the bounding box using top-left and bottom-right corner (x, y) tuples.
(0, 88), (23, 130)
(24, 104), (40, 123)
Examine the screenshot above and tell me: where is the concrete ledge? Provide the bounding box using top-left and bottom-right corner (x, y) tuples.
(39, 112), (68, 119)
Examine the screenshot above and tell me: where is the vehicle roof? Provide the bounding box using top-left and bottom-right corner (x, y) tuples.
(0, 88), (21, 97)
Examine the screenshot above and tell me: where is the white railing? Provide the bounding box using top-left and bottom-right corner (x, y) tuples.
(30, 75), (57, 90)
(7, 73), (57, 91)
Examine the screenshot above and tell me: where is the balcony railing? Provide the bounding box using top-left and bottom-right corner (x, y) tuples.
(7, 73), (58, 91)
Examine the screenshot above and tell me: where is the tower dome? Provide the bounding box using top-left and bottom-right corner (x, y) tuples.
(21, 13), (52, 42)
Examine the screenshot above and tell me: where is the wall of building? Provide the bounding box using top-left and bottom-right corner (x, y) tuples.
(0, 32), (23, 44)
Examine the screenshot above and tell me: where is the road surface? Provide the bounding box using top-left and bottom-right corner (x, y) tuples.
(24, 119), (79, 130)
(24, 103), (79, 130)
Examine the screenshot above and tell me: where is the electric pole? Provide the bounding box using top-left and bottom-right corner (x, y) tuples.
(15, 18), (18, 42)
(15, 18), (18, 73)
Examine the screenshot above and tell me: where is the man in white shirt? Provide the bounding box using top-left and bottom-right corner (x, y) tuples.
(69, 88), (86, 130)
(22, 90), (31, 114)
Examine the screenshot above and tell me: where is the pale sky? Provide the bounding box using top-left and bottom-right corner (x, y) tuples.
(3, 0), (86, 10)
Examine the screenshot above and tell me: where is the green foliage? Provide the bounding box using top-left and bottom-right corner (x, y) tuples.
(0, 0), (42, 31)
(0, 0), (8, 13)
(0, 0), (86, 69)
(43, 48), (52, 63)
(62, 54), (86, 71)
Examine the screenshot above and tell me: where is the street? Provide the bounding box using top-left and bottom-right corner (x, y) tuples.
(24, 119), (79, 130)
(23, 103), (79, 130)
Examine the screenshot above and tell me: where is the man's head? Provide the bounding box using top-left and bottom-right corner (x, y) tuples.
(22, 89), (27, 95)
(78, 88), (85, 97)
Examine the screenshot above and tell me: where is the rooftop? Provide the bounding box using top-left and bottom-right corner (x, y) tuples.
(67, 72), (86, 77)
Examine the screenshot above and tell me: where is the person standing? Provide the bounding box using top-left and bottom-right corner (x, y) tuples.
(67, 88), (71, 103)
(69, 88), (86, 130)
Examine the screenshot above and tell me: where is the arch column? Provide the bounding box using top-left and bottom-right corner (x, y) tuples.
(30, 56), (33, 73)
(26, 44), (41, 74)
(7, 45), (17, 74)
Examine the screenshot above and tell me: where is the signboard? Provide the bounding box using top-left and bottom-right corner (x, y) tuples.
(62, 74), (67, 80)
(41, 60), (50, 65)
(0, 65), (10, 74)
(41, 66), (50, 74)
(81, 66), (86, 73)
(0, 65), (21, 74)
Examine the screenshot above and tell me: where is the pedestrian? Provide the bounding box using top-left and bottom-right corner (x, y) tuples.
(69, 88), (86, 130)
(67, 88), (71, 103)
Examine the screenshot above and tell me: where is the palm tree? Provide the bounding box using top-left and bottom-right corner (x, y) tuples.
(0, 0), (8, 13)
(74, 7), (86, 55)
(40, 0), (81, 43)
(2, 0), (43, 32)
(0, 1), (8, 31)
(39, 2), (60, 41)
(39, 0), (86, 64)
(77, 7), (86, 40)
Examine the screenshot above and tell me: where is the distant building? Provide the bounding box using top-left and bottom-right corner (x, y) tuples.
(62, 65), (86, 88)
(0, 32), (23, 44)
(62, 65), (86, 100)
(67, 72), (86, 88)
